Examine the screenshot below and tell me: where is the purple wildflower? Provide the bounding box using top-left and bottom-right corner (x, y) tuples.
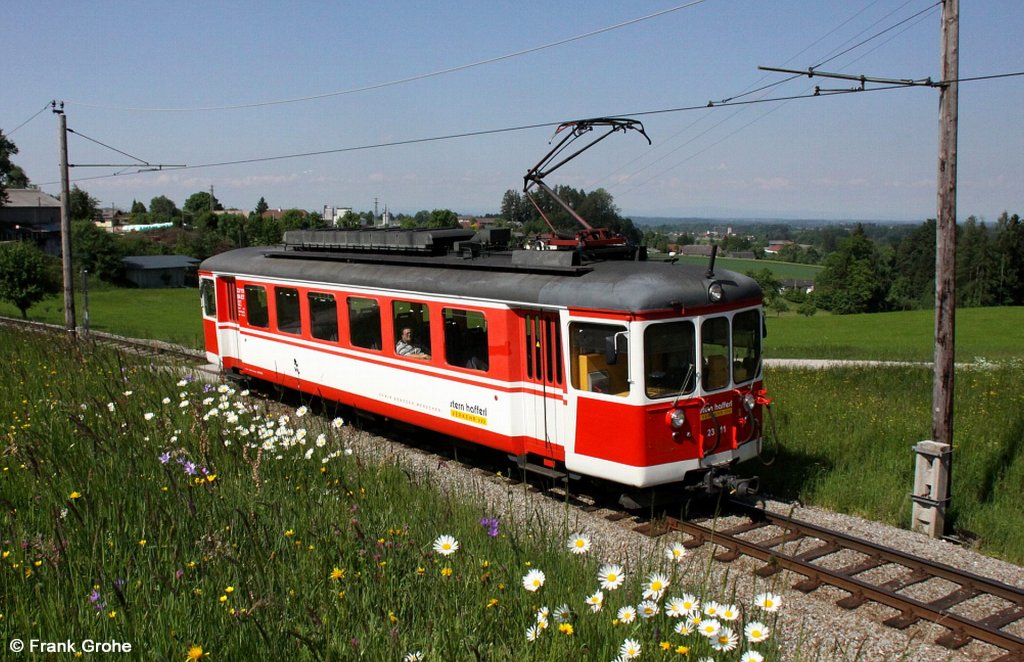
(183, 461), (197, 476)
(158, 451), (171, 464)
(480, 517), (500, 538)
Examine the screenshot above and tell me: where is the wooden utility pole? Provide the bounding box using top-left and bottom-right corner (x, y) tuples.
(917, 0), (958, 538)
(53, 101), (77, 336)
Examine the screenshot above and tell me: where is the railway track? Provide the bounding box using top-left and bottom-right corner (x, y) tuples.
(5, 315), (1023, 658)
(0, 317), (206, 363)
(631, 500), (1024, 660)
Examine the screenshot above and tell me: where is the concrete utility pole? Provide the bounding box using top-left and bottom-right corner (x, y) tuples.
(914, 0), (958, 539)
(53, 101), (76, 336)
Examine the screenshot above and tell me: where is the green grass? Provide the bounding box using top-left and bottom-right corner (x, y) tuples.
(669, 255), (822, 281)
(0, 328), (789, 660)
(0, 286), (204, 348)
(751, 363), (1024, 563)
(765, 307), (1024, 362)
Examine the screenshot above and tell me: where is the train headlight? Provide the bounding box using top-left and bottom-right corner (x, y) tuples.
(668, 409), (687, 430)
(708, 282), (724, 303)
(742, 393), (756, 412)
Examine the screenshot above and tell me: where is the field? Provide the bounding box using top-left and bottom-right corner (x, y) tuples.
(3, 288), (1023, 564)
(764, 307), (1024, 362)
(754, 363), (1024, 563)
(0, 329), (786, 659)
(667, 255), (822, 281)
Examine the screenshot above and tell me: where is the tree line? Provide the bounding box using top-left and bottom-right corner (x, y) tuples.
(2, 126), (1021, 318)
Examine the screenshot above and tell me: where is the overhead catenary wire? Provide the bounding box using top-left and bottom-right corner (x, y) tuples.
(62, 0), (709, 113)
(6, 102), (52, 136)
(596, 0), (937, 189)
(37, 83), (918, 188)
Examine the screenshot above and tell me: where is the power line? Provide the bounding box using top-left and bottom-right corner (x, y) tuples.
(63, 1), (709, 113)
(37, 84), (901, 188)
(6, 102), (52, 136)
(605, 1), (940, 192)
(37, 67), (1022, 189)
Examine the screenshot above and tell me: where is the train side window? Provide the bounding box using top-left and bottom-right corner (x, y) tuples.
(569, 322), (629, 396)
(275, 287), (301, 335)
(308, 292), (338, 342)
(347, 297), (381, 350)
(442, 308), (488, 371)
(701, 317), (730, 391)
(200, 278), (216, 318)
(243, 284), (269, 328)
(644, 321), (695, 399)
(392, 300), (431, 359)
(731, 310), (761, 383)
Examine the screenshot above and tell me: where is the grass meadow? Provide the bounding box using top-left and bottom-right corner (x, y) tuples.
(1, 328), (786, 660)
(754, 363), (1024, 564)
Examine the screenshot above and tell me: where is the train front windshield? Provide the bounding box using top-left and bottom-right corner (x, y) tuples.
(643, 309), (762, 399)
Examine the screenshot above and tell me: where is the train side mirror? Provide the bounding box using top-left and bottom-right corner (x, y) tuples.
(605, 331), (628, 365)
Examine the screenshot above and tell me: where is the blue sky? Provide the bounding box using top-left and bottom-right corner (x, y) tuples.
(4, 1), (1022, 222)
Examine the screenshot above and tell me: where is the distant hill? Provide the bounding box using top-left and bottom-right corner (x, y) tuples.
(630, 216), (918, 227)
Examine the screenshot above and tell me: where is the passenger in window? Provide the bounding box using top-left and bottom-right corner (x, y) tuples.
(396, 327), (430, 359)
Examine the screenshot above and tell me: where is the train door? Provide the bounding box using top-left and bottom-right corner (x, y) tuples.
(516, 309), (567, 453)
(216, 277), (240, 367)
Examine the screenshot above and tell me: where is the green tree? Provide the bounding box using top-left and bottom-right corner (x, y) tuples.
(993, 212), (1024, 305)
(71, 220), (125, 282)
(428, 209), (458, 228)
(183, 190), (223, 220)
(130, 199), (147, 215)
(957, 216), (995, 307)
(814, 224), (887, 314)
(746, 268), (782, 304)
(254, 196), (269, 217)
(0, 241), (59, 318)
(0, 129), (20, 205)
(5, 164), (29, 189)
(500, 189), (530, 226)
(797, 300), (818, 317)
(887, 219), (935, 310)
(69, 185), (100, 221)
(149, 195), (181, 224)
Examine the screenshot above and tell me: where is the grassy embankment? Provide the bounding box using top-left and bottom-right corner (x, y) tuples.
(0, 329), (790, 660)
(4, 287), (1022, 561)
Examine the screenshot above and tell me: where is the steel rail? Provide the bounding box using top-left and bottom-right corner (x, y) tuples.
(662, 506), (1024, 659)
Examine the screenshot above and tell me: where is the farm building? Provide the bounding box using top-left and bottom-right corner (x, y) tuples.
(122, 255), (199, 288)
(0, 188), (62, 255)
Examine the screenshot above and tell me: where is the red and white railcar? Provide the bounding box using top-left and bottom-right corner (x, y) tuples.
(199, 228), (768, 491)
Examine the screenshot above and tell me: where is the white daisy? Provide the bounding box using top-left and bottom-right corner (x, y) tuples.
(585, 590), (604, 612)
(710, 626), (739, 652)
(665, 596), (687, 617)
(403, 651), (424, 662)
(703, 600), (722, 618)
(553, 604), (572, 623)
(597, 564), (625, 590)
(754, 592), (782, 612)
(643, 572), (670, 600)
(525, 624), (541, 642)
(619, 638), (642, 659)
(432, 534), (459, 556)
(616, 605), (637, 624)
(744, 620), (771, 643)
(566, 532), (591, 554)
(522, 568), (545, 592)
(674, 620), (694, 636)
(740, 652), (765, 662)
(638, 600), (659, 619)
(679, 593), (700, 616)
(664, 541), (687, 562)
(719, 602), (740, 621)
(698, 618), (721, 638)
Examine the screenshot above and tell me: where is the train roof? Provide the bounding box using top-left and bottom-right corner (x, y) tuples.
(199, 242), (763, 314)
